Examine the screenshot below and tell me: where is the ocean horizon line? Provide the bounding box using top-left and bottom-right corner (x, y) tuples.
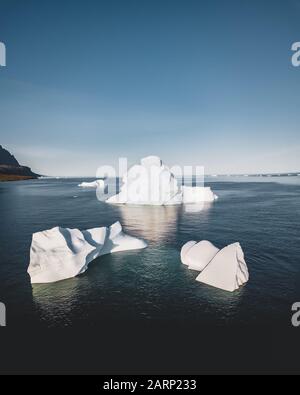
(38, 172), (300, 179)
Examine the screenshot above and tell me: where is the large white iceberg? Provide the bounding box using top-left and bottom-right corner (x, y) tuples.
(78, 180), (105, 189)
(28, 222), (147, 284)
(107, 156), (218, 206)
(181, 241), (249, 292)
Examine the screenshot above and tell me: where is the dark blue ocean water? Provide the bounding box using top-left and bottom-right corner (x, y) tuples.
(0, 177), (299, 328)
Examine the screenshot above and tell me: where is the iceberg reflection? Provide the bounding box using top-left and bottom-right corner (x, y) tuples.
(117, 205), (181, 244)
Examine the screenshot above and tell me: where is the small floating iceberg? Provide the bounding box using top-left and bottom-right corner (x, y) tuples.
(78, 180), (105, 189)
(181, 241), (249, 292)
(182, 186), (218, 203)
(28, 222), (147, 284)
(107, 156), (218, 206)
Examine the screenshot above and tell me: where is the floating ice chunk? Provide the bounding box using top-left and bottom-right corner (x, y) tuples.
(28, 222), (147, 284)
(181, 240), (220, 271)
(196, 243), (249, 292)
(107, 156), (180, 206)
(182, 186), (218, 203)
(78, 180), (105, 189)
(181, 241), (249, 292)
(107, 156), (217, 206)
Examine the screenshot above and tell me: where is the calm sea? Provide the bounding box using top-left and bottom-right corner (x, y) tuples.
(0, 176), (299, 328)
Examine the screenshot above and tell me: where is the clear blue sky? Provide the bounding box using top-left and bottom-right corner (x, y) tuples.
(0, 0), (299, 176)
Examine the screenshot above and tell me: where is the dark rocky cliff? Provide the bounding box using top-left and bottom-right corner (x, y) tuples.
(0, 145), (40, 180)
(0, 145), (20, 166)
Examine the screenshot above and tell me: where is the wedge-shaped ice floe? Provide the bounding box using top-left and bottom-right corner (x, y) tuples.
(181, 241), (249, 292)
(196, 243), (249, 292)
(28, 222), (147, 284)
(78, 180), (105, 189)
(107, 156), (218, 206)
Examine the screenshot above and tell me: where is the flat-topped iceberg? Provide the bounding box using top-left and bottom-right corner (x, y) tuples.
(181, 240), (249, 292)
(78, 180), (105, 189)
(28, 222), (147, 284)
(107, 156), (218, 206)
(182, 186), (218, 203)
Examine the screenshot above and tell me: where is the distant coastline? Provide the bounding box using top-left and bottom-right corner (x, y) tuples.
(0, 174), (38, 182)
(207, 173), (300, 178)
(0, 144), (299, 182)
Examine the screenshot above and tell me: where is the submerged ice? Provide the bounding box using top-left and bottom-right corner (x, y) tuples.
(107, 156), (218, 206)
(28, 222), (147, 284)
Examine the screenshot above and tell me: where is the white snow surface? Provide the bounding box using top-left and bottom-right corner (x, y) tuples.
(107, 156), (218, 206)
(28, 222), (147, 284)
(181, 186), (218, 203)
(181, 241), (249, 292)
